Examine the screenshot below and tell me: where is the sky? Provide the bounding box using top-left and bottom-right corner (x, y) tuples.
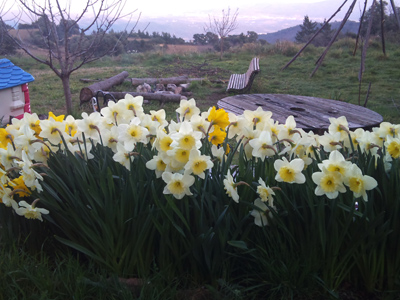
(2, 0), (399, 40)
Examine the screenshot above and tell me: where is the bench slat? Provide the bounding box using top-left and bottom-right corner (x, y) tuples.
(226, 57), (260, 93)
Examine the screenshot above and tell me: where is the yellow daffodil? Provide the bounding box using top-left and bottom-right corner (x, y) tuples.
(208, 126), (226, 146)
(9, 175), (31, 197)
(0, 128), (14, 148)
(48, 111), (65, 122)
(207, 106), (230, 129)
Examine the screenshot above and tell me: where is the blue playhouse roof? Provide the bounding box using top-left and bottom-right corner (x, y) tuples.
(0, 58), (35, 90)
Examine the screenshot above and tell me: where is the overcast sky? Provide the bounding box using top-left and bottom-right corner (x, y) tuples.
(2, 0), (399, 39)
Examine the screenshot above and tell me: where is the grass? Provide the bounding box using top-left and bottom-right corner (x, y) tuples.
(6, 37), (399, 124)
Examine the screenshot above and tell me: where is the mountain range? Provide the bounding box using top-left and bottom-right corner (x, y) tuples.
(258, 20), (360, 44)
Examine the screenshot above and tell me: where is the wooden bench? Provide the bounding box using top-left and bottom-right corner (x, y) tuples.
(226, 57), (260, 93)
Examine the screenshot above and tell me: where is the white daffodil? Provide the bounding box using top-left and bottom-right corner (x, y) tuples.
(0, 186), (18, 210)
(100, 100), (127, 126)
(211, 144), (226, 163)
(223, 169), (239, 203)
(250, 198), (274, 227)
(64, 115), (78, 137)
(317, 131), (343, 152)
(243, 106), (273, 130)
(39, 117), (67, 145)
(112, 142), (132, 170)
(184, 149), (214, 179)
(176, 98), (200, 121)
(162, 171), (195, 199)
(101, 125), (119, 153)
(146, 153), (168, 178)
(119, 94), (144, 119)
(274, 157), (305, 184)
(190, 114), (210, 138)
(257, 178), (275, 205)
(15, 200), (49, 221)
(385, 134), (400, 159)
(318, 150), (352, 177)
(249, 130), (276, 161)
(328, 116), (349, 140)
(312, 166), (346, 199)
(76, 112), (102, 142)
(170, 121), (202, 151)
(150, 109), (168, 128)
(117, 117), (149, 151)
(343, 164), (377, 202)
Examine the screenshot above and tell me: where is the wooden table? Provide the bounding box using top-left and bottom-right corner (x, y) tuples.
(217, 94), (383, 133)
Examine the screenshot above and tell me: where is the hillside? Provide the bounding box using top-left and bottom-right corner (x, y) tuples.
(259, 20), (359, 44)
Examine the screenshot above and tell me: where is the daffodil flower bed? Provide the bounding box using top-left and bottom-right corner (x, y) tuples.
(1, 95), (400, 294)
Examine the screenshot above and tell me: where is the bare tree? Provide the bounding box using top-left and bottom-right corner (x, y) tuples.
(204, 7), (239, 60)
(0, 0), (138, 115)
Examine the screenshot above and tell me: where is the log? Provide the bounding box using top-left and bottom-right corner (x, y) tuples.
(131, 76), (204, 86)
(80, 71), (129, 104)
(101, 91), (183, 104)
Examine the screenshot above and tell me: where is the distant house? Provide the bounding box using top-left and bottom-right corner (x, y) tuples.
(0, 58), (34, 123)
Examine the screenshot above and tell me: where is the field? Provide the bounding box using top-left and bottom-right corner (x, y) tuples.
(7, 38), (400, 125)
(2, 39), (400, 300)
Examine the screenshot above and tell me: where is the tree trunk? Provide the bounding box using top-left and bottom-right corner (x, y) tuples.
(61, 75), (73, 115)
(104, 91), (183, 102)
(80, 71), (129, 104)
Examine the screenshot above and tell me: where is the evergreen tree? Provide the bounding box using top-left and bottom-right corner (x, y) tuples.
(295, 15), (318, 43)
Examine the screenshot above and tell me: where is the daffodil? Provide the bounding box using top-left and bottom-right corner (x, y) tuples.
(328, 116), (349, 140)
(39, 117), (67, 145)
(243, 106), (272, 130)
(343, 164), (377, 202)
(0, 127), (14, 148)
(385, 135), (400, 159)
(312, 166), (346, 199)
(20, 112), (41, 136)
(162, 171), (195, 199)
(64, 115), (78, 137)
(101, 126), (119, 152)
(176, 98), (200, 120)
(223, 170), (239, 202)
(208, 126), (227, 146)
(318, 150), (352, 177)
(100, 101), (126, 125)
(257, 178), (275, 205)
(250, 198), (274, 227)
(0, 143), (18, 169)
(249, 130), (276, 161)
(317, 131), (343, 152)
(0, 185), (18, 210)
(113, 143), (133, 170)
(146, 153), (168, 178)
(154, 129), (174, 152)
(150, 109), (168, 128)
(184, 149), (214, 179)
(15, 200), (49, 221)
(76, 112), (103, 142)
(9, 175), (31, 197)
(117, 117), (149, 151)
(119, 94), (144, 118)
(274, 157), (305, 184)
(211, 144), (226, 163)
(170, 121), (202, 150)
(206, 106), (230, 129)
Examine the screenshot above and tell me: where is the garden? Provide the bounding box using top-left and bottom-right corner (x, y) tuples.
(1, 93), (400, 299)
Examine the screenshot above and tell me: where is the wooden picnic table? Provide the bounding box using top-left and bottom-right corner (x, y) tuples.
(217, 94), (383, 133)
